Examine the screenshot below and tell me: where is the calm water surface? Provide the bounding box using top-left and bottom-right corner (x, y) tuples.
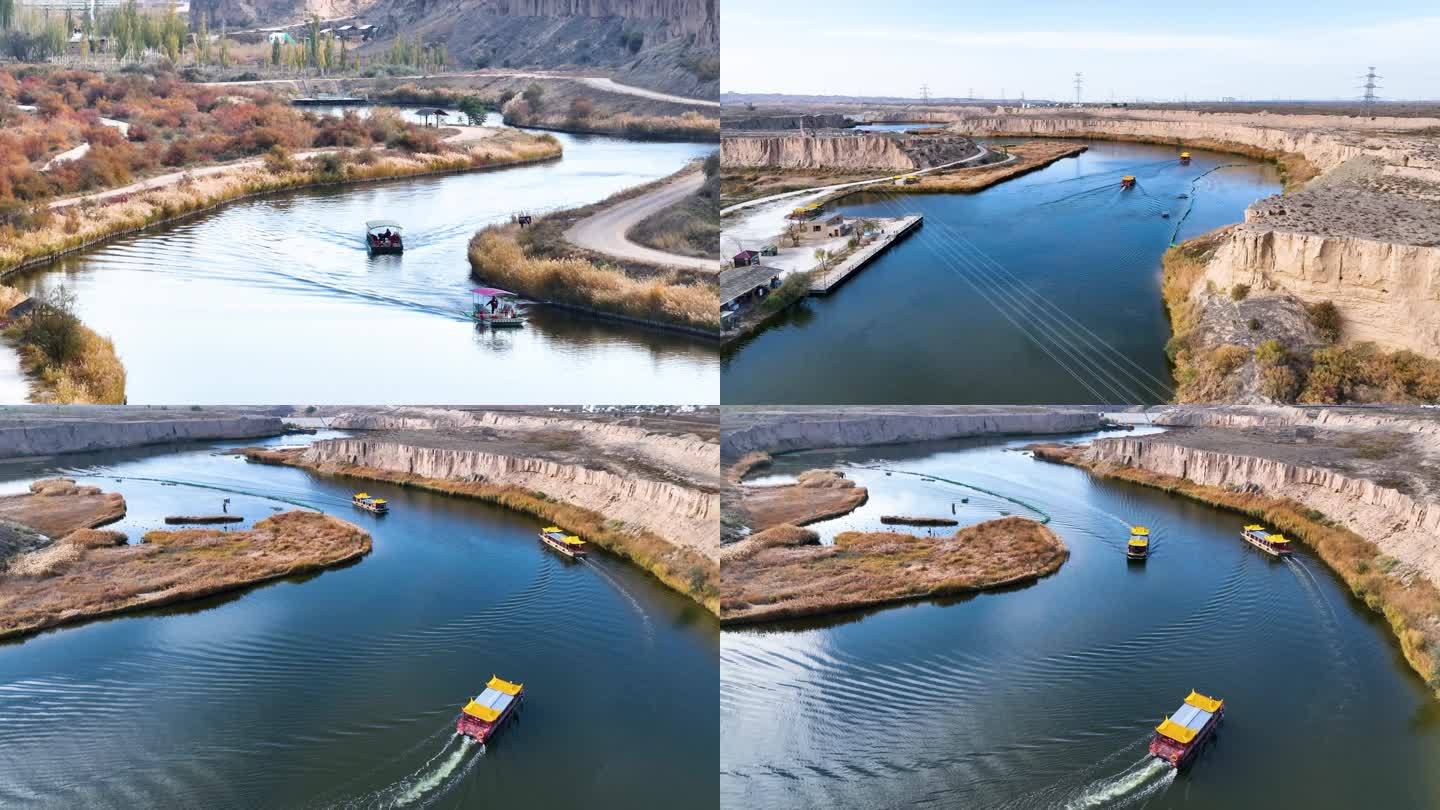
(721, 430), (1440, 808)
(0, 432), (717, 808)
(14, 132), (717, 404)
(722, 140), (1282, 404)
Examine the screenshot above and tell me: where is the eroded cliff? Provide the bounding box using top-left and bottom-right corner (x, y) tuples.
(721, 131), (978, 171)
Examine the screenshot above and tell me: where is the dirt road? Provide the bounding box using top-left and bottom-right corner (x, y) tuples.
(564, 169), (717, 272)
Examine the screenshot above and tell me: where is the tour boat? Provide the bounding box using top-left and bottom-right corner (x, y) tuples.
(471, 288), (526, 328)
(1241, 524), (1293, 557)
(1121, 175), (1136, 189)
(1179, 151), (1192, 164)
(365, 219), (404, 254)
(1126, 525), (1150, 561)
(539, 526), (587, 558)
(1149, 690), (1224, 769)
(456, 675), (524, 743)
(352, 492), (389, 514)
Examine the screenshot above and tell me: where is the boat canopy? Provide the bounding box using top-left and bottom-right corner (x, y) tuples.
(487, 675), (523, 695)
(365, 219), (404, 232)
(472, 287), (518, 298)
(1244, 524), (1264, 531)
(543, 526), (562, 533)
(1131, 526), (1149, 536)
(462, 675), (523, 722)
(1269, 534), (1290, 544)
(372, 498), (387, 505)
(1155, 717), (1198, 744)
(354, 492), (369, 499)
(1128, 537), (1149, 547)
(1185, 690), (1223, 712)
(562, 535), (584, 546)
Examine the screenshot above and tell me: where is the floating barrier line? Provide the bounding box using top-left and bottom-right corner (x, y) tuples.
(879, 468), (1052, 524)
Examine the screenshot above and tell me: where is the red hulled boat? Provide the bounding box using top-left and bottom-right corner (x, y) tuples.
(1149, 690), (1224, 769)
(456, 675), (524, 743)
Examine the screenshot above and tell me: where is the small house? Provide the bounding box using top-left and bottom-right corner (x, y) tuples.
(732, 250), (761, 267)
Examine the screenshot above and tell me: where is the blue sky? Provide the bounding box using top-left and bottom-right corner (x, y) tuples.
(721, 1), (1440, 100)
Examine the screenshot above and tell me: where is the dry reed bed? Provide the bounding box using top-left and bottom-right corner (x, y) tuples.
(507, 108), (717, 141)
(243, 449), (719, 614)
(1, 303), (127, 404)
(722, 516), (1068, 624)
(0, 510), (371, 641)
(0, 477), (126, 538)
(1034, 443), (1440, 696)
(736, 469), (869, 533)
(468, 224), (718, 333)
(827, 141), (1089, 202)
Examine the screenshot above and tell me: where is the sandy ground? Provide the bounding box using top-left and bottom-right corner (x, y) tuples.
(563, 169), (716, 272)
(735, 469), (869, 533)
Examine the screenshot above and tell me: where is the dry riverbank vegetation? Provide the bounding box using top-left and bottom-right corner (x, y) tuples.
(0, 477), (125, 540)
(503, 91), (716, 140)
(720, 516), (1068, 624)
(1, 285), (125, 403)
(468, 223), (717, 334)
(1033, 443), (1440, 695)
(828, 141), (1088, 200)
(734, 469), (869, 532)
(1163, 233), (1440, 404)
(242, 448), (719, 613)
(1, 510), (371, 641)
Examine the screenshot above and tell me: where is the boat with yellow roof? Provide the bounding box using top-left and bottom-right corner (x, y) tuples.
(539, 526), (587, 558)
(1149, 690), (1224, 768)
(456, 675), (525, 743)
(351, 492), (389, 514)
(1126, 526), (1150, 561)
(1241, 524), (1292, 557)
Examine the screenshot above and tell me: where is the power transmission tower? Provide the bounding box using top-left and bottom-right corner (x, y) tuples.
(1073, 72), (1084, 104)
(1359, 66), (1382, 108)
(919, 83), (931, 104)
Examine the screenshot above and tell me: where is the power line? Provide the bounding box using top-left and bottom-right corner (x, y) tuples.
(1358, 66), (1382, 107)
(919, 83), (931, 104)
(1073, 72), (1084, 104)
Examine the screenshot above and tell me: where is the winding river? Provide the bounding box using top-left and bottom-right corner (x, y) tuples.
(0, 432), (717, 808)
(721, 140), (1281, 405)
(9, 130), (716, 404)
(721, 429), (1440, 808)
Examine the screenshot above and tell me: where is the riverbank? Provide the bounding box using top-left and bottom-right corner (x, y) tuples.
(1031, 419), (1440, 695)
(720, 515), (1067, 625)
(0, 129), (562, 278)
(468, 222), (718, 338)
(0, 288), (126, 404)
(0, 477), (126, 565)
(237, 407), (721, 612)
(946, 108), (1440, 393)
(727, 468), (869, 543)
(825, 140), (1087, 200)
(0, 509), (371, 642)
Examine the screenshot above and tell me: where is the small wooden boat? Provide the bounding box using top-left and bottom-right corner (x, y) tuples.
(1241, 524), (1292, 557)
(539, 526), (587, 558)
(365, 219), (404, 254)
(1149, 690), (1224, 769)
(456, 675), (524, 743)
(1127, 525), (1150, 561)
(1121, 175), (1136, 189)
(472, 287), (526, 328)
(352, 492), (389, 514)
(1179, 151), (1192, 164)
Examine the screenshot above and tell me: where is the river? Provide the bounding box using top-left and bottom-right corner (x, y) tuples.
(721, 140), (1281, 405)
(9, 130), (717, 404)
(720, 429), (1440, 808)
(0, 431), (717, 808)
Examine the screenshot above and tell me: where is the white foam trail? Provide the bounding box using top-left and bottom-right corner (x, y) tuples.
(1065, 756), (1173, 809)
(581, 558), (654, 645)
(394, 737), (478, 807)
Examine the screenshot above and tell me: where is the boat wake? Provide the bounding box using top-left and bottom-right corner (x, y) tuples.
(580, 557), (655, 645)
(1062, 754), (1175, 809)
(386, 734), (482, 808)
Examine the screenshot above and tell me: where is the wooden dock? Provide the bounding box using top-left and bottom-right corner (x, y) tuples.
(808, 215), (923, 294)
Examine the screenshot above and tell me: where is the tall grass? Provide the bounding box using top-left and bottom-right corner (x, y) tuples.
(468, 226), (718, 332)
(1, 284), (126, 403)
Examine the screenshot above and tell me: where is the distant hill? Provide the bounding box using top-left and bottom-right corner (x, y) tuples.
(200, 0), (717, 98)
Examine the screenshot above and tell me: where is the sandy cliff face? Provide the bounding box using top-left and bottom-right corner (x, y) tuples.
(1199, 226), (1440, 355)
(722, 133), (921, 171)
(0, 417), (284, 459)
(721, 411), (1103, 458)
(303, 438), (718, 559)
(1086, 436), (1440, 584)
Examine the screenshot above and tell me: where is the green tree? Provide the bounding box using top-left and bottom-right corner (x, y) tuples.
(457, 95), (488, 125)
(270, 37), (281, 66)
